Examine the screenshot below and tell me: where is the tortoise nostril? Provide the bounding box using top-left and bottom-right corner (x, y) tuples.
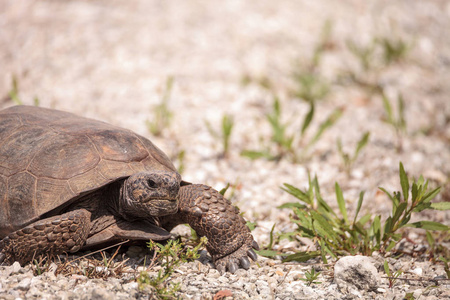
(147, 179), (157, 189)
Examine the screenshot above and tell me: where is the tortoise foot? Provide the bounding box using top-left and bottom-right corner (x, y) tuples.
(174, 184), (258, 274)
(214, 233), (259, 274)
(0, 209), (91, 265)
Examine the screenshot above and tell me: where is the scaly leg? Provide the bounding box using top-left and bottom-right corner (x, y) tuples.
(162, 184), (258, 274)
(0, 209), (91, 265)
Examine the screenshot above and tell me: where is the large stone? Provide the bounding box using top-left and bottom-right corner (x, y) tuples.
(334, 255), (379, 292)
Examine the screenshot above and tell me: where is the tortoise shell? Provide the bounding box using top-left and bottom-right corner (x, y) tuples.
(0, 105), (177, 238)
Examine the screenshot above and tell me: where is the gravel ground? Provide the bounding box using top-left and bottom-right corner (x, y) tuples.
(1, 0), (449, 299)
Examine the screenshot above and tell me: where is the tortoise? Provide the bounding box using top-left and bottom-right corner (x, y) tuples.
(0, 105), (258, 273)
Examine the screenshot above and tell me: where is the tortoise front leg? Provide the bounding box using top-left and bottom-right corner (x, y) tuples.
(162, 184), (258, 274)
(0, 209), (91, 265)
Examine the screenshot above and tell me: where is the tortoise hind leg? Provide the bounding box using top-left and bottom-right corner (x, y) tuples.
(0, 209), (91, 265)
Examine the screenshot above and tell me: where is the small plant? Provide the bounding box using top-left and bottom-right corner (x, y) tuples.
(6, 76), (40, 106)
(383, 260), (403, 288)
(8, 76), (22, 105)
(275, 162), (449, 263)
(346, 39), (377, 73)
(205, 114), (235, 158)
(300, 267), (322, 286)
(137, 237), (207, 299)
(438, 256), (450, 279)
(342, 35), (411, 95)
(174, 149), (186, 175)
(32, 257), (49, 276)
(241, 97), (294, 161)
(381, 91), (406, 152)
(378, 36), (411, 65)
(293, 73), (329, 104)
(146, 76), (174, 136)
(292, 20), (332, 103)
(242, 97), (342, 162)
(337, 131), (370, 175)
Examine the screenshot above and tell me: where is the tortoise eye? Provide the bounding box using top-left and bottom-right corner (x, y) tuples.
(147, 179), (157, 189)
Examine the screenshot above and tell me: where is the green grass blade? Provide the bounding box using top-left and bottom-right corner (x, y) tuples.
(301, 102), (315, 136)
(309, 108), (343, 146)
(354, 132), (370, 158)
(405, 221), (449, 231)
(422, 187), (441, 204)
(256, 250), (281, 257)
(383, 260), (391, 276)
(335, 182), (348, 223)
(385, 240), (397, 252)
(281, 183), (311, 204)
(311, 211), (338, 243)
(283, 251), (321, 262)
(399, 162), (409, 203)
(353, 191), (365, 224)
(278, 202), (307, 209)
(241, 150), (272, 160)
(398, 93), (406, 131)
(382, 93), (394, 124)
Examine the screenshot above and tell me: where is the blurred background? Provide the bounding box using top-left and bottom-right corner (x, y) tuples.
(1, 0), (449, 241)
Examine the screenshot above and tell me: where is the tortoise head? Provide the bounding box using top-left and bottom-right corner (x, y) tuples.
(119, 171), (181, 219)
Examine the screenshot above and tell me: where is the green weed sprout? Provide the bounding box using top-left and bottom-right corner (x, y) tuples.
(137, 237), (207, 299)
(7, 76), (40, 106)
(146, 76), (174, 136)
(205, 114), (235, 158)
(276, 162), (449, 263)
(300, 267), (322, 286)
(242, 97), (342, 162)
(292, 20), (332, 103)
(381, 91), (406, 152)
(337, 131), (370, 175)
(343, 35), (411, 95)
(383, 260), (403, 288)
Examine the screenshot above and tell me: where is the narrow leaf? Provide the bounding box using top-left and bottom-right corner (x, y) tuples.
(384, 261), (390, 276)
(241, 150), (272, 160)
(399, 162), (409, 203)
(311, 211), (338, 243)
(353, 191), (365, 225)
(283, 251), (321, 262)
(422, 187), (441, 204)
(256, 250), (282, 257)
(310, 107), (343, 146)
(385, 240), (397, 252)
(372, 215), (381, 245)
(281, 183), (311, 204)
(382, 93), (394, 124)
(430, 202), (450, 211)
(405, 221), (449, 231)
(277, 202), (307, 209)
(354, 132), (370, 158)
(301, 102), (315, 135)
(379, 187), (395, 203)
(335, 182), (348, 223)
(391, 202), (407, 225)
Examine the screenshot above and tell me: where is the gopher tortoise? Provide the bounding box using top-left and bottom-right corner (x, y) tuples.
(0, 105), (258, 273)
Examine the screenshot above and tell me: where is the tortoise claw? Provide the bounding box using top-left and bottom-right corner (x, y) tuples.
(252, 240), (260, 250)
(247, 249), (258, 261)
(217, 263), (226, 275)
(239, 257), (251, 270)
(227, 262), (238, 274)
